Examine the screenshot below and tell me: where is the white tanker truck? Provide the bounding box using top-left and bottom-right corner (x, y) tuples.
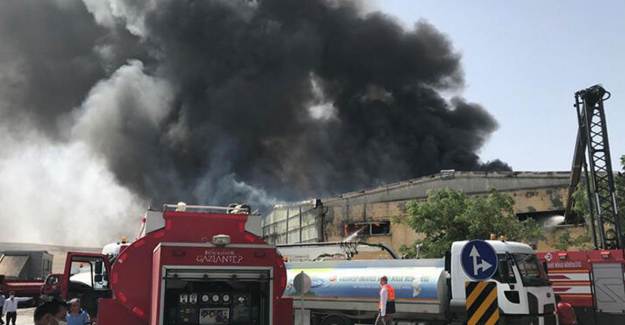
(284, 240), (557, 325)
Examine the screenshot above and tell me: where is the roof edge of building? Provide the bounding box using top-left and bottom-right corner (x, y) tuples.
(272, 170), (571, 209)
(328, 170), (570, 200)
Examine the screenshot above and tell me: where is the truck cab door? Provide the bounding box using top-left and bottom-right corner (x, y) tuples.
(494, 254), (526, 313)
(62, 252), (113, 317)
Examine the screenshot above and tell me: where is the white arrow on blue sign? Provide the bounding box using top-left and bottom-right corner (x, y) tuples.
(460, 240), (498, 280)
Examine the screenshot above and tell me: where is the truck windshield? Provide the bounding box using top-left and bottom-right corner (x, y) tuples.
(513, 253), (549, 286)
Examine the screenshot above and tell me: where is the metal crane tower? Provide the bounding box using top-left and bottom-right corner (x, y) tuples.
(564, 85), (623, 249)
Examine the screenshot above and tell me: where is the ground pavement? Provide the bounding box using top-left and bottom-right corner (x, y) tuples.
(12, 307), (34, 325)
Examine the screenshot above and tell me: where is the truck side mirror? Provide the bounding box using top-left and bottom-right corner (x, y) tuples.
(94, 261), (103, 275)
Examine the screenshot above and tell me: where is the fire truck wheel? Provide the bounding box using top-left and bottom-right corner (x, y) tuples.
(320, 315), (353, 325)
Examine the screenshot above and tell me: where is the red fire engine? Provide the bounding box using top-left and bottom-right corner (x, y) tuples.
(58, 203), (293, 325)
(537, 250), (624, 314)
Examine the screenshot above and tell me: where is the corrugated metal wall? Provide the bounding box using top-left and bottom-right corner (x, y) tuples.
(262, 203), (323, 244)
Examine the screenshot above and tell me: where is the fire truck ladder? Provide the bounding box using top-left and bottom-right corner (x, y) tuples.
(564, 85), (623, 249)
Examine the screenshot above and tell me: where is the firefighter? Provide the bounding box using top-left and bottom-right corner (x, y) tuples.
(375, 276), (395, 325)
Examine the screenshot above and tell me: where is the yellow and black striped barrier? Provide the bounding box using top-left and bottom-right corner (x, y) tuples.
(465, 281), (500, 325)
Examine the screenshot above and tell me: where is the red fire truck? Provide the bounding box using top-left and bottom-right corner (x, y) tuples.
(537, 249), (624, 323)
(56, 203), (292, 325)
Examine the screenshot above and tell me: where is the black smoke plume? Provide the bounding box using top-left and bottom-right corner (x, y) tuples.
(0, 0), (510, 213)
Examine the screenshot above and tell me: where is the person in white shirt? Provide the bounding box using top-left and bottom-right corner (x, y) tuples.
(2, 291), (31, 325)
(375, 276), (395, 325)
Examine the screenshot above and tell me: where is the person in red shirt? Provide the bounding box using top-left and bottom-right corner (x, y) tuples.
(375, 276), (396, 325)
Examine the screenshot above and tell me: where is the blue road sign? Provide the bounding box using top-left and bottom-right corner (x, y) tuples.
(461, 240), (498, 280)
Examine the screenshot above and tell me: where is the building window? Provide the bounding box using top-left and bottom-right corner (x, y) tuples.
(344, 221), (391, 237)
(371, 222), (391, 235)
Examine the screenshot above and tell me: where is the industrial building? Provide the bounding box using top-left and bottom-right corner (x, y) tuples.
(262, 170), (579, 254)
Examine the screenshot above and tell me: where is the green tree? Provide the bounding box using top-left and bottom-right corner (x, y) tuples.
(403, 188), (543, 258)
(572, 184), (589, 218)
(553, 231), (591, 251)
(572, 165), (625, 218)
(571, 154), (625, 244)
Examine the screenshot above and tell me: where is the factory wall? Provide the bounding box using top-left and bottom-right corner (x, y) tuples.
(321, 187), (569, 253)
(263, 171), (574, 254)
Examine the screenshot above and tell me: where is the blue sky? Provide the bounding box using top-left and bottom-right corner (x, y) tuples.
(373, 0), (625, 171)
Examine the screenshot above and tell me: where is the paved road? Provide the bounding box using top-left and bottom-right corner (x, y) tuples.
(6, 307), (35, 325)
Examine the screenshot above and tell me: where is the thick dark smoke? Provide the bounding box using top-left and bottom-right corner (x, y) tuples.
(0, 0), (510, 223)
(0, 0), (144, 134)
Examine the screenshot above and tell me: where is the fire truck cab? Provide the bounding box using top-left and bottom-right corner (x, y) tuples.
(60, 203), (293, 325)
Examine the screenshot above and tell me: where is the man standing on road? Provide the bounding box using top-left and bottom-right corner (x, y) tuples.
(375, 276), (395, 325)
(2, 291), (31, 325)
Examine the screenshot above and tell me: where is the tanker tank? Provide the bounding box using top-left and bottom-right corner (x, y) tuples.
(285, 259), (449, 317)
